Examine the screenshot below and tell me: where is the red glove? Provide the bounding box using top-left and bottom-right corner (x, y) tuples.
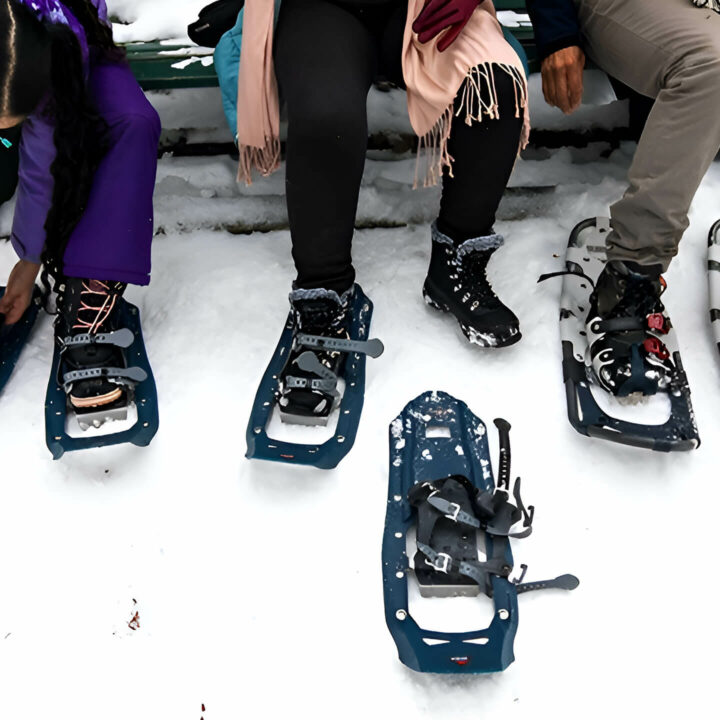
(412, 0), (485, 52)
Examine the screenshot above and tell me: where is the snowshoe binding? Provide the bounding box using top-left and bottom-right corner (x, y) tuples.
(45, 278), (158, 459)
(587, 260), (673, 397)
(383, 391), (578, 674)
(542, 217), (698, 451)
(0, 284), (42, 395)
(709, 220), (720, 353)
(246, 284), (384, 469)
(423, 222), (521, 347)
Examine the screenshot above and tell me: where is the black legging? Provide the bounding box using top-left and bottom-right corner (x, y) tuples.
(274, 0), (524, 294)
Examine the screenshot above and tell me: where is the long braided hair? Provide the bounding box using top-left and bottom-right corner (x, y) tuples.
(0, 0), (125, 297)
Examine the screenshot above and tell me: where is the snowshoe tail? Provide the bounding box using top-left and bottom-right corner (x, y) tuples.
(45, 298), (159, 459)
(382, 391), (577, 675)
(557, 217), (699, 452)
(245, 284), (377, 470)
(0, 285), (42, 395)
(708, 220), (720, 356)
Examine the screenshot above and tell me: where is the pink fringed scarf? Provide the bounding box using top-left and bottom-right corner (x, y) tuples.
(237, 0), (529, 186)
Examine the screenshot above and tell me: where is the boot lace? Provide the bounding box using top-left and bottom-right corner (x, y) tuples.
(73, 280), (123, 335)
(460, 250), (501, 307)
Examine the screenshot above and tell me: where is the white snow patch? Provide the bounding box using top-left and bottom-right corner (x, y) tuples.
(390, 417), (403, 439)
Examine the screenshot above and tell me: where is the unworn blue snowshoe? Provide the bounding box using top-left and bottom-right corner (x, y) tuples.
(383, 391), (578, 674)
(45, 292), (158, 460)
(246, 284), (383, 470)
(0, 285), (42, 395)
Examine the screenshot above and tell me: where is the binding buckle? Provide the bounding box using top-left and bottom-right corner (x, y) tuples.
(643, 337), (670, 360)
(443, 501), (461, 522)
(430, 553), (452, 574)
(647, 313), (669, 334)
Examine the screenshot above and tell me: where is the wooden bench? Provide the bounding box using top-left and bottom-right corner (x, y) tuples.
(126, 42), (219, 90)
(493, 0), (540, 73)
(126, 1), (538, 90)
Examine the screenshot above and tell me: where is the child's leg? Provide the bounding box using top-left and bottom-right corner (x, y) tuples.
(61, 62), (161, 286)
(274, 0), (377, 295)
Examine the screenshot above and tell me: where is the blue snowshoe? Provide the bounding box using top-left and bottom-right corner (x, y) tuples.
(0, 285), (42, 395)
(383, 391), (578, 674)
(246, 284), (383, 469)
(45, 279), (158, 459)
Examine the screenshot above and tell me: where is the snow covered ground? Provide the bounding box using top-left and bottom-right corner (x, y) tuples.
(2, 4), (720, 719)
(3, 144), (720, 720)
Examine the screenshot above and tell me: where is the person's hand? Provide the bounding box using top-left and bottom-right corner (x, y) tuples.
(541, 46), (585, 114)
(0, 260), (41, 325)
(412, 0), (485, 53)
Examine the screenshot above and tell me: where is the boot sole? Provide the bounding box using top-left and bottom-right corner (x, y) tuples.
(422, 282), (522, 349)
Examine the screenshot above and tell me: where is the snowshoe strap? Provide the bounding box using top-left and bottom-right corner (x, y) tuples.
(494, 418), (512, 489)
(537, 269), (596, 288)
(595, 315), (670, 335)
(411, 477), (513, 596)
(616, 343), (659, 397)
(516, 573), (580, 594)
(285, 351), (340, 395)
(416, 542), (511, 581)
(61, 328), (135, 350)
(426, 493), (480, 528)
(62, 365), (148, 391)
(297, 334), (385, 359)
(284, 375), (338, 394)
(410, 476), (532, 539)
(484, 478), (535, 539)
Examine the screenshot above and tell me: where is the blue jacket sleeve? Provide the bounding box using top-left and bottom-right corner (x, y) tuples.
(525, 0), (582, 61)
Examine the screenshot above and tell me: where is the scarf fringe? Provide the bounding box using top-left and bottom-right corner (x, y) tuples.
(238, 137), (282, 186)
(413, 62), (529, 190)
(238, 63), (529, 190)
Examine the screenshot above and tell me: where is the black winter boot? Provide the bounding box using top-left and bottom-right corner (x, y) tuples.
(586, 260), (674, 397)
(423, 223), (521, 347)
(56, 278), (129, 411)
(278, 287), (353, 425)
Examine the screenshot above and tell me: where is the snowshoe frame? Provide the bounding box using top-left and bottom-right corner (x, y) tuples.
(709, 220), (720, 353)
(0, 285), (42, 395)
(559, 218), (699, 452)
(382, 391), (521, 674)
(45, 298), (159, 460)
(245, 284), (375, 470)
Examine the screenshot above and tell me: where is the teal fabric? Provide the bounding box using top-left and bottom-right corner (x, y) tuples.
(502, 25), (529, 78)
(214, 5), (530, 139)
(214, 1), (281, 140)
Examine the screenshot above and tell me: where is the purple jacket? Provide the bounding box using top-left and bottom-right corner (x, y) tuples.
(11, 0), (109, 264)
